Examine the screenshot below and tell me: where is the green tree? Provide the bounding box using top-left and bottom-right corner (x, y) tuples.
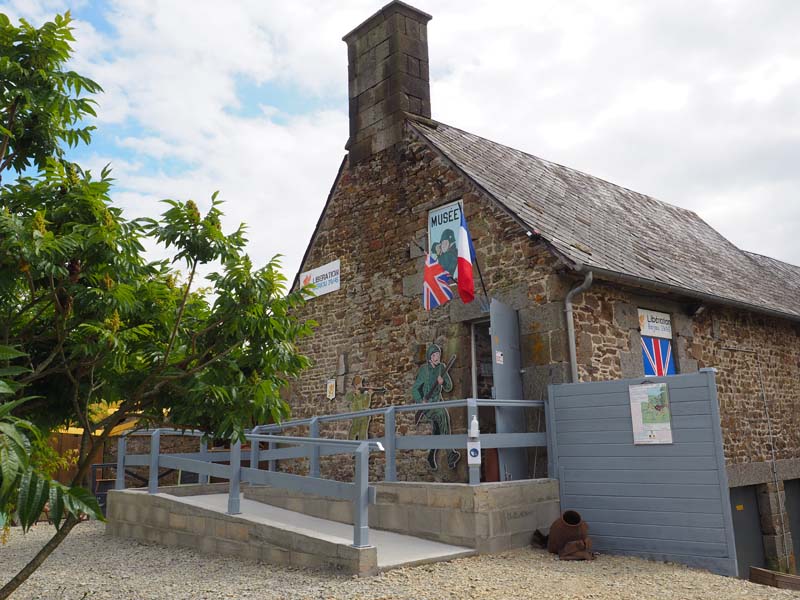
(0, 13), (313, 598)
(0, 12), (100, 178)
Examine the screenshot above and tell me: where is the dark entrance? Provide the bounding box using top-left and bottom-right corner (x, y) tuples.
(785, 478), (800, 574)
(730, 485), (767, 577)
(471, 320), (498, 482)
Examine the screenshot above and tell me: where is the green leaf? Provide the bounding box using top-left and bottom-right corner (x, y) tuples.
(64, 486), (104, 522)
(0, 445), (22, 500)
(49, 484), (65, 529)
(0, 366), (31, 377)
(0, 346), (26, 360)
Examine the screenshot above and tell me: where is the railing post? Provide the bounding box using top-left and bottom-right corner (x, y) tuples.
(309, 417), (321, 478)
(198, 438), (209, 485)
(115, 435), (127, 490)
(227, 439), (241, 515)
(268, 440), (276, 471)
(249, 437), (259, 471)
(148, 429), (161, 494)
(353, 441), (370, 547)
(384, 407), (396, 482)
(467, 399), (480, 485)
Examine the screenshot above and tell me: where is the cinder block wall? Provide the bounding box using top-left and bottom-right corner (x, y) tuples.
(106, 486), (377, 575)
(246, 479), (560, 553)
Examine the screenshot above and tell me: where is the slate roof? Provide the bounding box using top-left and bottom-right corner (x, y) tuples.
(412, 120), (800, 320)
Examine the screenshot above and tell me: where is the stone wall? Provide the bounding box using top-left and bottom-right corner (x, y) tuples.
(290, 124), (564, 483)
(288, 118), (800, 572)
(569, 281), (800, 470)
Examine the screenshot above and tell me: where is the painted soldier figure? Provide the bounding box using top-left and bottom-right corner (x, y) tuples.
(434, 228), (458, 278)
(411, 343), (461, 470)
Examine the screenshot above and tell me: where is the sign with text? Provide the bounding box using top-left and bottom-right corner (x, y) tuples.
(428, 200), (463, 281)
(638, 309), (672, 339)
(629, 383), (673, 444)
(300, 259), (341, 298)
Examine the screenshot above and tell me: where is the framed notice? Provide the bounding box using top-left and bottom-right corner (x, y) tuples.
(629, 383), (673, 444)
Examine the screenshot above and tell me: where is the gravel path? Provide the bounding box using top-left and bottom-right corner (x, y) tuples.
(2, 521), (799, 600)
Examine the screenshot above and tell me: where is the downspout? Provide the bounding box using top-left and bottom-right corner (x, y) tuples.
(565, 271), (593, 383)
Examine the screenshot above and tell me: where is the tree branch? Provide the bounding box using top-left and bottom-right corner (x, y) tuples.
(0, 97), (19, 179)
(163, 259), (197, 366)
(0, 516), (80, 599)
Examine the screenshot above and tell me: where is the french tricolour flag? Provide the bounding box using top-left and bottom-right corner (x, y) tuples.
(457, 210), (476, 303)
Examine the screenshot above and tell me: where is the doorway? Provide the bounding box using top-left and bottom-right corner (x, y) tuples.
(730, 485), (767, 577)
(471, 320), (498, 481)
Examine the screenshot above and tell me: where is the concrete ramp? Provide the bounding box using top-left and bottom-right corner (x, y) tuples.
(107, 488), (473, 575)
(179, 493), (475, 569)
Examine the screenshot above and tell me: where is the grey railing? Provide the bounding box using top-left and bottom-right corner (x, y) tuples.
(113, 398), (544, 547)
(114, 429), (384, 547)
(252, 398), (546, 485)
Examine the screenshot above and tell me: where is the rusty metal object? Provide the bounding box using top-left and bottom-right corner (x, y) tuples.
(547, 510), (595, 560)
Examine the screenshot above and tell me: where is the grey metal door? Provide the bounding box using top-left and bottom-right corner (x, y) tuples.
(490, 298), (528, 480)
(730, 485), (766, 578)
(784, 478), (800, 573)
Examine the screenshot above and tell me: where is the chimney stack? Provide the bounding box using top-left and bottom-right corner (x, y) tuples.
(343, 1), (432, 163)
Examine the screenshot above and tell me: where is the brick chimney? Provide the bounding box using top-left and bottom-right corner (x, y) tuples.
(343, 1), (432, 163)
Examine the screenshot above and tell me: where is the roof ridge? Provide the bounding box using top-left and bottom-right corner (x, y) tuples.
(417, 118), (703, 221)
(411, 116), (799, 320)
(743, 249), (800, 269)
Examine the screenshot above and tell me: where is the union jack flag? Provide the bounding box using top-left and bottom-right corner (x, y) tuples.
(641, 335), (676, 376)
(423, 253), (454, 310)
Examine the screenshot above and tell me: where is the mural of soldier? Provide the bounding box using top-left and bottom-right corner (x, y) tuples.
(411, 343), (461, 470)
(432, 228), (458, 278)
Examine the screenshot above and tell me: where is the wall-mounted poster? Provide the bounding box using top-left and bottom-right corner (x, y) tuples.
(629, 383), (673, 444)
(428, 200), (463, 280)
(300, 259), (341, 298)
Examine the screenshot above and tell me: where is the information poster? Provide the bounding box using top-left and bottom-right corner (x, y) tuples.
(629, 383), (673, 444)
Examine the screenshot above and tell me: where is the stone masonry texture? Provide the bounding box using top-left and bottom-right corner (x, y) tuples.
(288, 121), (800, 571)
(290, 123), (800, 480)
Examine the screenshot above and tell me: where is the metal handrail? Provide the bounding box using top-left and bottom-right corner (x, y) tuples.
(114, 428), (383, 547)
(253, 398), (543, 431)
(113, 398), (546, 547)
(124, 427), (206, 437)
(247, 433), (384, 451)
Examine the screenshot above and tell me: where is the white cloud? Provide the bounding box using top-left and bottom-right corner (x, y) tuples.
(2, 0), (798, 278)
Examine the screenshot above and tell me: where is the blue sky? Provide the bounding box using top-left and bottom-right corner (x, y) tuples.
(3, 0), (799, 280)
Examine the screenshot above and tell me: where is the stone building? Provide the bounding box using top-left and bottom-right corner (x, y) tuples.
(288, 1), (800, 573)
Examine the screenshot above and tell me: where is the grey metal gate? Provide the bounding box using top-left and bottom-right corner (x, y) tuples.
(490, 298), (528, 481)
(784, 478), (800, 573)
(730, 485), (767, 577)
(546, 369), (738, 576)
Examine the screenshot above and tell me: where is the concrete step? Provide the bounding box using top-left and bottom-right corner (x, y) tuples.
(165, 493), (475, 570)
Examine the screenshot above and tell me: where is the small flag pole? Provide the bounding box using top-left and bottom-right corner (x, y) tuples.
(472, 250), (491, 311)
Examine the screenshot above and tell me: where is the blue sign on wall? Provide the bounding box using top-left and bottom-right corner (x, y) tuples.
(641, 335), (675, 376)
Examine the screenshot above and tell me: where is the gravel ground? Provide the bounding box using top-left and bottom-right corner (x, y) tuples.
(2, 521), (799, 600)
